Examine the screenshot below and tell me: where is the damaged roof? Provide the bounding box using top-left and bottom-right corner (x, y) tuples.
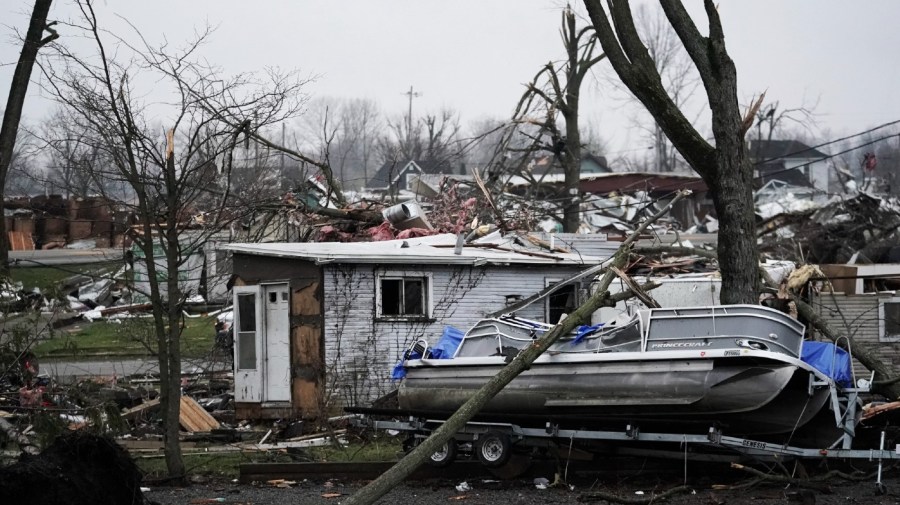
(226, 233), (611, 266)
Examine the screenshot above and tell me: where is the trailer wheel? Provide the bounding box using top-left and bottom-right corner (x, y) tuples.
(476, 431), (511, 468)
(427, 439), (458, 468)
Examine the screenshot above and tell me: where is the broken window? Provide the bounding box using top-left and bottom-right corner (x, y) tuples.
(378, 274), (429, 318)
(881, 299), (900, 341)
(546, 280), (581, 324)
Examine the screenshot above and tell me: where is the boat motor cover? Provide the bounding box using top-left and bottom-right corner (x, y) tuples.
(800, 341), (853, 387)
(391, 325), (464, 380)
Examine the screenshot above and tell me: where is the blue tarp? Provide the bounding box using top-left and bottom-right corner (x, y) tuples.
(431, 325), (465, 359)
(572, 324), (603, 345)
(391, 325), (464, 381)
(800, 340), (853, 388)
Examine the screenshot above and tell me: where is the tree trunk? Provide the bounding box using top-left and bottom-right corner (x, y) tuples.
(0, 0), (56, 278)
(583, 0), (760, 304)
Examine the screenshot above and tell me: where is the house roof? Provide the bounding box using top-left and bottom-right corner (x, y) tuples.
(366, 159), (454, 189)
(748, 140), (828, 161)
(226, 233), (610, 266)
(755, 161), (814, 188)
(579, 172), (707, 194)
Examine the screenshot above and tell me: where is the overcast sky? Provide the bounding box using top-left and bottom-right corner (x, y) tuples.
(2, 0), (899, 158)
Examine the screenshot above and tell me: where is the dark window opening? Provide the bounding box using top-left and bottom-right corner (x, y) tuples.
(380, 277), (426, 317)
(886, 302), (900, 339)
(548, 284), (578, 324)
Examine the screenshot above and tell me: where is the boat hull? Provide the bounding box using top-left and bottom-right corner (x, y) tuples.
(398, 356), (828, 436)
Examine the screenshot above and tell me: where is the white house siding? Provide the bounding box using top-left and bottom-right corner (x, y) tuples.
(321, 262), (587, 409)
(785, 158), (828, 193)
(811, 292), (900, 380)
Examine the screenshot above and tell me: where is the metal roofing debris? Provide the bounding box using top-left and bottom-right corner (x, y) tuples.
(226, 233), (608, 266)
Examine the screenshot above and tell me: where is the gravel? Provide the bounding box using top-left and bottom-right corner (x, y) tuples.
(143, 472), (900, 505)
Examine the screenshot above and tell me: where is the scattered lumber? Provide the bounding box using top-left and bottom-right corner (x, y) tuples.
(179, 396), (220, 432)
(121, 398), (160, 421)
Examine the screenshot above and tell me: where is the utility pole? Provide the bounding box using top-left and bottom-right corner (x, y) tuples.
(280, 122), (286, 190)
(403, 85), (421, 158)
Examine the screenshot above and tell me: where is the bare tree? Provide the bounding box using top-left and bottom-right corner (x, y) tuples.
(0, 0), (58, 278)
(583, 0), (760, 304)
(515, 6), (606, 232)
(302, 97), (382, 191)
(40, 0), (313, 479)
(632, 4), (701, 173)
(377, 108), (463, 167)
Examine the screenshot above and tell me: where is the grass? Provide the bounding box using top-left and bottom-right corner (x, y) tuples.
(32, 315), (217, 359)
(11, 262), (122, 294)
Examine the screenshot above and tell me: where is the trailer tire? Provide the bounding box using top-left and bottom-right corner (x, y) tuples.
(427, 439), (458, 468)
(476, 431), (511, 468)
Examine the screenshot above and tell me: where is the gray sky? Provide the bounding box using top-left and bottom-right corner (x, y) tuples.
(2, 0), (899, 157)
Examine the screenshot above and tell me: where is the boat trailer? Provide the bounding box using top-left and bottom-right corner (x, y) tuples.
(351, 379), (898, 489)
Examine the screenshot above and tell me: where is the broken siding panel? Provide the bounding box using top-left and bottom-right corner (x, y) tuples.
(321, 263), (589, 409)
(812, 292), (900, 379)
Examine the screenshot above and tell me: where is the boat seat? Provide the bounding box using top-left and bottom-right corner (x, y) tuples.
(600, 324), (641, 350)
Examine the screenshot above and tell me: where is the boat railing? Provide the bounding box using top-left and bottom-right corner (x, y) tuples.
(643, 305), (804, 358)
(404, 338), (431, 360)
(456, 321), (538, 358)
(455, 316), (644, 357)
(832, 335), (857, 388)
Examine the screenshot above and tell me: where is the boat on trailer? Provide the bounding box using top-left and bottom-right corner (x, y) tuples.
(395, 304), (857, 442)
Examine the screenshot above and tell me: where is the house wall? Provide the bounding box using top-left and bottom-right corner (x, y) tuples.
(231, 254), (324, 420)
(320, 263), (588, 411)
(785, 158), (828, 192)
(811, 291), (900, 380)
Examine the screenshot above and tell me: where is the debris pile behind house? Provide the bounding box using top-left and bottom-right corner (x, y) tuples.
(758, 193), (900, 263)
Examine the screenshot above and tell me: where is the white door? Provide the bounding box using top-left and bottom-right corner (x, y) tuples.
(263, 283), (291, 402)
(233, 286), (262, 402)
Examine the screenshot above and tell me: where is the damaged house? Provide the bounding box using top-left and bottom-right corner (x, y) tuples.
(225, 233), (614, 420)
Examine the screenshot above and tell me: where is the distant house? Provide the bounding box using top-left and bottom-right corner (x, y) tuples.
(366, 160), (463, 194)
(225, 233), (615, 420)
(748, 140), (829, 192)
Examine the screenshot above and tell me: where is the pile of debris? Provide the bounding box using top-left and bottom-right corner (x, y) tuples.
(759, 193), (900, 263)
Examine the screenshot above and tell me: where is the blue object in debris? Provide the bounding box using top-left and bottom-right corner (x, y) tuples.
(391, 325), (465, 381)
(800, 340), (853, 388)
(572, 323), (604, 345)
(430, 325), (465, 359)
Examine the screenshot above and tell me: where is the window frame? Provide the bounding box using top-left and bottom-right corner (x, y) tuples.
(233, 286), (262, 371)
(545, 278), (582, 324)
(376, 270), (433, 321)
(879, 297), (900, 342)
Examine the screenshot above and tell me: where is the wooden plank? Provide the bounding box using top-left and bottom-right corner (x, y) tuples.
(179, 396), (220, 432)
(121, 398), (160, 421)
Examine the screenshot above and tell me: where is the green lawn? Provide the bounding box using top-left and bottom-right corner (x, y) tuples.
(32, 315), (217, 359)
(11, 262), (122, 295)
